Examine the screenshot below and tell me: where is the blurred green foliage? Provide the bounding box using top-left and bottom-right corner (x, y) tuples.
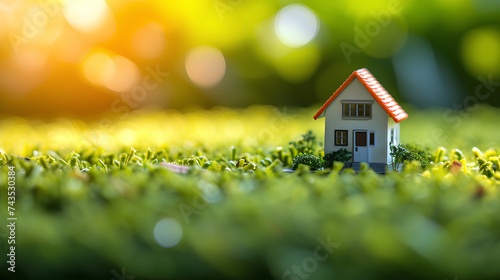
(0, 105), (500, 279)
(390, 143), (432, 170)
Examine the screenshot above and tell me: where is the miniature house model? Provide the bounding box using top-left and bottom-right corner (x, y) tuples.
(314, 68), (408, 170)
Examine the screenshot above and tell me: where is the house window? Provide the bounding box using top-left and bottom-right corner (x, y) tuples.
(335, 130), (348, 146)
(390, 128), (395, 144)
(342, 103), (372, 118)
(369, 132), (375, 146)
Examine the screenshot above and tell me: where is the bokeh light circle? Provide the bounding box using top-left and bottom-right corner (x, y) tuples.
(105, 56), (140, 93)
(275, 4), (319, 48)
(461, 27), (500, 77)
(200, 181), (222, 203)
(153, 218), (183, 248)
(63, 0), (110, 33)
(82, 52), (115, 87)
(82, 51), (140, 93)
(354, 14), (408, 59)
(185, 46), (226, 88)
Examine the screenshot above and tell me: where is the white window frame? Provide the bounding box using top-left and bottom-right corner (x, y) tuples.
(341, 100), (374, 119)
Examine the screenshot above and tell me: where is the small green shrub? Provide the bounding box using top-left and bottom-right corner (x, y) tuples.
(403, 143), (433, 168)
(289, 130), (319, 156)
(323, 148), (352, 168)
(390, 143), (432, 170)
(291, 154), (323, 170)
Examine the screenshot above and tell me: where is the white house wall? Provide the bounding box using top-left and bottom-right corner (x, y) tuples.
(387, 118), (400, 163)
(324, 77), (388, 163)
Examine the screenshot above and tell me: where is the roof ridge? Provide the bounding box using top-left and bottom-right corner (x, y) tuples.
(313, 68), (408, 123)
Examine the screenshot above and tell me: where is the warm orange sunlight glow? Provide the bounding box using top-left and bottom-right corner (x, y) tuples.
(105, 56), (140, 93)
(1, 0), (498, 117)
(54, 30), (85, 63)
(82, 51), (140, 93)
(185, 46), (226, 88)
(13, 49), (47, 73)
(82, 51), (115, 88)
(132, 23), (166, 60)
(0, 53), (48, 96)
(63, 0), (111, 33)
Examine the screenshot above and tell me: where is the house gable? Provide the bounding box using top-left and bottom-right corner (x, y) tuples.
(331, 77), (376, 106)
(322, 77), (389, 161)
(314, 68), (408, 123)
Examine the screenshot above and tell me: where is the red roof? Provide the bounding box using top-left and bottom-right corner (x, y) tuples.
(313, 68), (408, 123)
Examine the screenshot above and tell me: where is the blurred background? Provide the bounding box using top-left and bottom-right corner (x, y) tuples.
(0, 0), (500, 119)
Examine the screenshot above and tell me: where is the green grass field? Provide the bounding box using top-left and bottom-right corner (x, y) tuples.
(1, 105), (500, 280)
